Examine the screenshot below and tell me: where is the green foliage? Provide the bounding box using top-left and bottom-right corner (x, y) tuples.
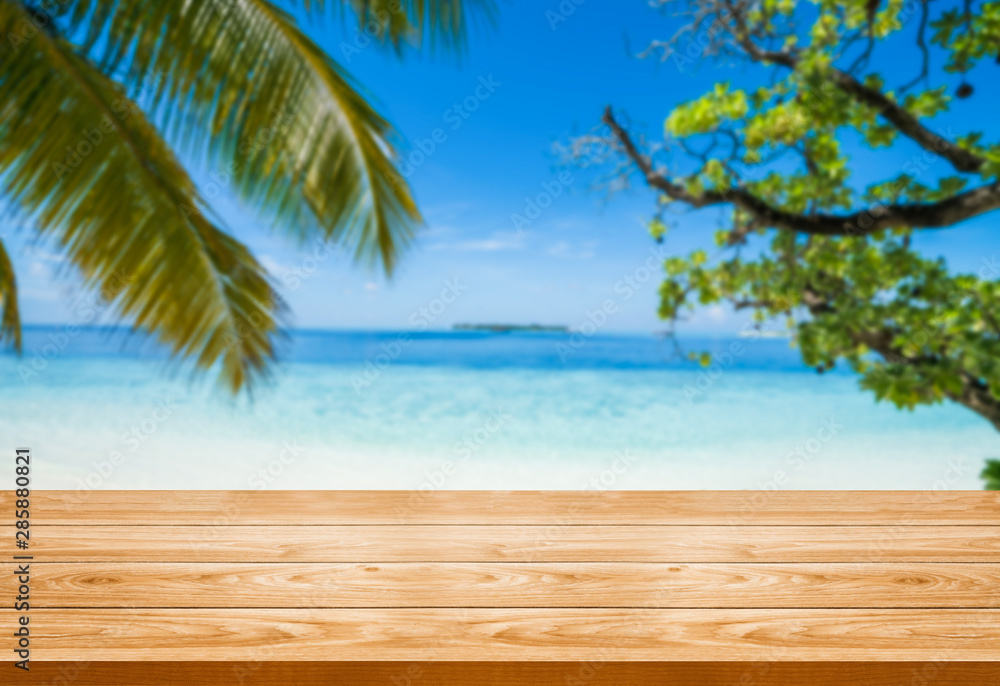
(931, 1), (1000, 73)
(902, 87), (951, 119)
(661, 231), (1000, 415)
(0, 0), (492, 392)
(629, 0), (1000, 435)
(666, 83), (749, 137)
(982, 459), (1000, 489)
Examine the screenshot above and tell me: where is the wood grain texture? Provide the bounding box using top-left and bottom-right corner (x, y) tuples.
(13, 608), (1000, 660)
(6, 490), (999, 670)
(8, 490), (999, 525)
(8, 662), (1000, 686)
(18, 562), (1000, 608)
(18, 524), (1000, 562)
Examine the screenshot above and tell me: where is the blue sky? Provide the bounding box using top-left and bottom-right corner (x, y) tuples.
(7, 0), (998, 334)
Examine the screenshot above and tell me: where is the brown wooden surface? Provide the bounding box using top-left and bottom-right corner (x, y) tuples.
(5, 489), (998, 524)
(4, 490), (999, 677)
(16, 562), (1000, 608)
(17, 524), (1000, 561)
(8, 661), (1000, 686)
(12, 607), (1000, 660)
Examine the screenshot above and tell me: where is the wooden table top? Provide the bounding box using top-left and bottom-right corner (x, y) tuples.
(4, 490), (999, 685)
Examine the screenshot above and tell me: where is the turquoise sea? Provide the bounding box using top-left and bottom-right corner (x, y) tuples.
(1, 327), (994, 490)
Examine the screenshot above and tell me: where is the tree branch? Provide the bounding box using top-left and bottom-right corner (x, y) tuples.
(603, 107), (1000, 237)
(852, 325), (1000, 433)
(724, 1), (985, 174)
(898, 0), (931, 94)
(952, 373), (1000, 432)
(827, 70), (984, 174)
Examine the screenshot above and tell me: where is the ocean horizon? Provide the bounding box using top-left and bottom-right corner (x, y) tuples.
(2, 326), (993, 491)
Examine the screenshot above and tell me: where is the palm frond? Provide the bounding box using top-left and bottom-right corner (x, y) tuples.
(0, 237), (21, 351)
(60, 0), (495, 272)
(340, 0), (497, 53)
(0, 1), (282, 391)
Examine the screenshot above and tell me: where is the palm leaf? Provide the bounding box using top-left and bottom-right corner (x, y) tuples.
(60, 0), (490, 273)
(0, 237), (20, 351)
(339, 0), (497, 53)
(0, 0), (282, 391)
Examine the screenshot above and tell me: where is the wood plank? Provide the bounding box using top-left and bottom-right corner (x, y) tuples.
(15, 608), (1000, 660)
(9, 490), (999, 525)
(19, 562), (1000, 608)
(9, 662), (1000, 686)
(20, 525), (1000, 562)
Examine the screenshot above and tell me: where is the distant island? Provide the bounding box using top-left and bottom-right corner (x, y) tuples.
(453, 324), (569, 333)
(738, 330), (792, 338)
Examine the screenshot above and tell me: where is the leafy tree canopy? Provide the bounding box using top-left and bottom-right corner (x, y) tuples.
(593, 0), (1000, 435)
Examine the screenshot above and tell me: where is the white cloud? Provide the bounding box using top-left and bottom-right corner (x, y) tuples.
(258, 254), (287, 274)
(30, 248), (65, 263)
(21, 287), (60, 302)
(421, 202), (473, 222)
(458, 239), (519, 251)
(453, 230), (526, 252)
(419, 224), (459, 239)
(546, 240), (594, 260)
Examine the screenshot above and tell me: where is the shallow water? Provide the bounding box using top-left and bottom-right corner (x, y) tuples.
(1, 328), (993, 490)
